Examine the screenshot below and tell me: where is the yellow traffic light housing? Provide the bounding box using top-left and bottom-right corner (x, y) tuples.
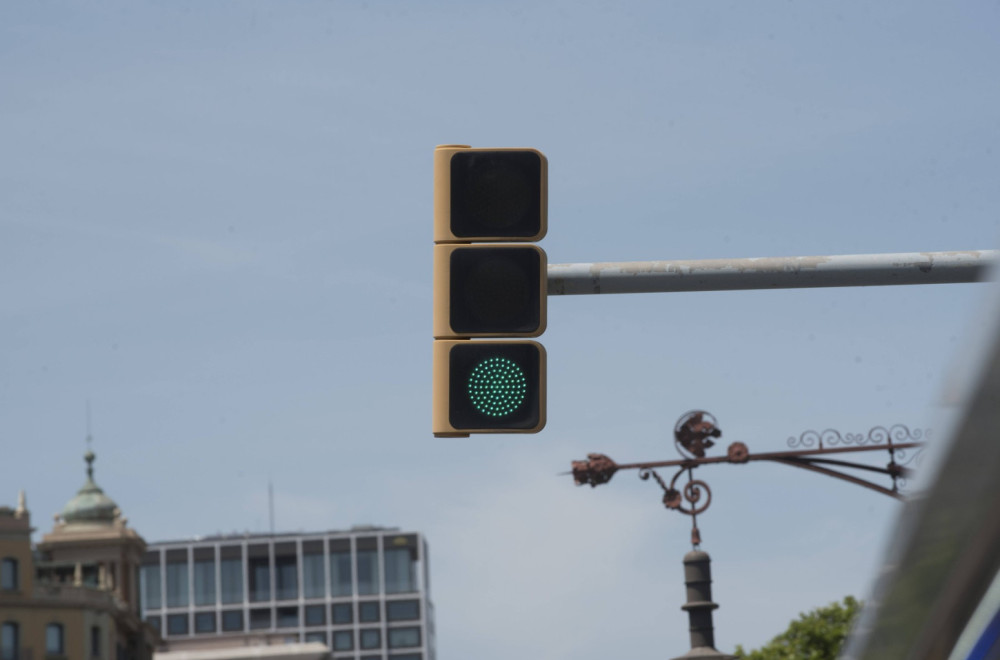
(432, 145), (548, 437)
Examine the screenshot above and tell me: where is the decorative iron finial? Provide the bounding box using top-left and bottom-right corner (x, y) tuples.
(674, 410), (722, 458)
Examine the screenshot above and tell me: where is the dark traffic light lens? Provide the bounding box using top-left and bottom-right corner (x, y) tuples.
(450, 247), (541, 334)
(450, 151), (542, 238)
(449, 342), (541, 430)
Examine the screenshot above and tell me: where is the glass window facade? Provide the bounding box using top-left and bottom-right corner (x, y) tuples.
(388, 627), (421, 649)
(357, 549), (380, 596)
(194, 612), (216, 634)
(275, 553), (297, 601)
(277, 606), (299, 628)
(146, 616), (162, 634)
(167, 615), (188, 636)
(141, 564), (161, 611)
(249, 608), (271, 630)
(221, 610), (243, 632)
(304, 605), (325, 627)
(148, 531), (430, 650)
(384, 546), (417, 593)
(387, 600), (420, 621)
(332, 603), (353, 624)
(302, 552), (325, 599)
(359, 601), (380, 623)
(333, 630), (354, 651)
(360, 628), (382, 650)
(220, 556), (243, 604)
(329, 550), (352, 597)
(248, 547), (270, 602)
(166, 560), (189, 608)
(304, 631), (327, 645)
(193, 559), (215, 606)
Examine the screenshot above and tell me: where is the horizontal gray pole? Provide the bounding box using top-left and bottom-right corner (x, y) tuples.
(547, 250), (998, 295)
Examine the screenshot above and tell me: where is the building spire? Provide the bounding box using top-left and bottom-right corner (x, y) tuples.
(15, 490), (26, 518)
(85, 400), (95, 480)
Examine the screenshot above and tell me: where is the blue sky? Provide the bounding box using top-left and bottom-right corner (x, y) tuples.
(3, 2), (1000, 658)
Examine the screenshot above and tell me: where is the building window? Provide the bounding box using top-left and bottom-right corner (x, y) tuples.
(387, 600), (420, 621)
(329, 549), (352, 597)
(221, 610), (243, 632)
(0, 559), (17, 591)
(145, 616), (162, 634)
(357, 549), (380, 595)
(90, 626), (101, 657)
(384, 546), (417, 594)
(331, 602), (353, 624)
(302, 551), (325, 599)
(248, 546), (270, 602)
(276, 606), (299, 628)
(194, 612), (216, 634)
(388, 654), (422, 660)
(140, 564), (162, 611)
(193, 558), (216, 606)
(275, 553), (297, 601)
(360, 628), (381, 650)
(165, 559), (189, 608)
(166, 615), (188, 636)
(387, 627), (421, 649)
(220, 556), (243, 604)
(1, 622), (18, 660)
(304, 605), (325, 627)
(332, 630), (354, 652)
(46, 623), (65, 655)
(359, 601), (380, 623)
(249, 608), (271, 630)
(304, 632), (326, 645)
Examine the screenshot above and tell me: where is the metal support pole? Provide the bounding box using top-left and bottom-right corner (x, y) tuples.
(672, 550), (735, 660)
(548, 250), (997, 295)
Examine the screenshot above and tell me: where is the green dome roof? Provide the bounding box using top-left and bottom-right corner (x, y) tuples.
(61, 450), (119, 524)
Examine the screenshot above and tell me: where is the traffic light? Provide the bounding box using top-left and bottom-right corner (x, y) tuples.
(432, 145), (548, 437)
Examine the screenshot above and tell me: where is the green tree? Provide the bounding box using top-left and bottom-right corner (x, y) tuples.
(734, 596), (861, 660)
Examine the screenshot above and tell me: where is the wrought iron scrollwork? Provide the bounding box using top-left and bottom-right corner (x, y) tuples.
(572, 413), (928, 548)
(789, 424), (925, 450)
(640, 466), (712, 516)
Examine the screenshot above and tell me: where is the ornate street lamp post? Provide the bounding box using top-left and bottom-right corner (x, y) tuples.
(570, 411), (925, 659)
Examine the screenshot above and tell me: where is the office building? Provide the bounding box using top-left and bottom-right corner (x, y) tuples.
(142, 529), (434, 660)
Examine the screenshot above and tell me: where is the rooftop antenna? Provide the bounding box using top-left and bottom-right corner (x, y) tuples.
(268, 479), (275, 535)
(86, 400), (93, 448)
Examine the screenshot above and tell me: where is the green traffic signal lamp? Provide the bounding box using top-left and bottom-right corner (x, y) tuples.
(432, 340), (546, 436)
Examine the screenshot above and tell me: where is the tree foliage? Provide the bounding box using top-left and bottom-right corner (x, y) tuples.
(734, 596), (861, 660)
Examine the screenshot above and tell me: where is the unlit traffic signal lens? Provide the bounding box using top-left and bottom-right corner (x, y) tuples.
(450, 150), (543, 238)
(449, 246), (543, 335)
